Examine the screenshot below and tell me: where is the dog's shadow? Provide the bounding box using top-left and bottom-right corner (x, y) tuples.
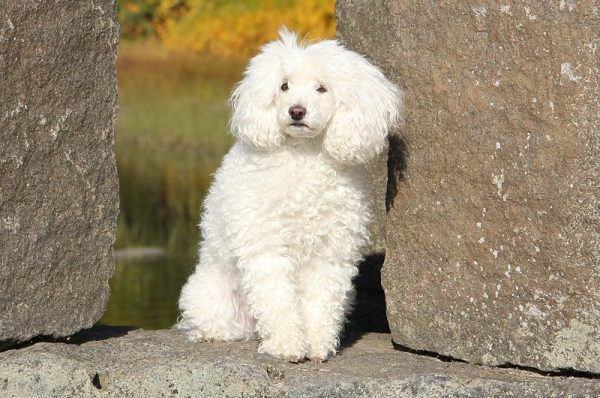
(385, 134), (408, 212)
(342, 253), (389, 349)
(342, 134), (408, 349)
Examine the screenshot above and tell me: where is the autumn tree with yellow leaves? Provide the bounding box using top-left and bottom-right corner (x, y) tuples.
(119, 0), (335, 58)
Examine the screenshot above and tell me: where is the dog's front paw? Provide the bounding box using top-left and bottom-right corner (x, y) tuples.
(258, 337), (307, 363)
(306, 336), (338, 363)
(307, 347), (336, 363)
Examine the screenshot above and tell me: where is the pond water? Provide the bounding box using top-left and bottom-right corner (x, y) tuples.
(100, 255), (196, 330)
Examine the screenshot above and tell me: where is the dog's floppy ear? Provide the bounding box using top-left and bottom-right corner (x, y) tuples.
(323, 49), (403, 164)
(230, 31), (292, 150)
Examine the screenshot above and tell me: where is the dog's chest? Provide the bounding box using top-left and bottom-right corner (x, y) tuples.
(228, 148), (367, 218)
(268, 152), (361, 206)
(210, 145), (372, 259)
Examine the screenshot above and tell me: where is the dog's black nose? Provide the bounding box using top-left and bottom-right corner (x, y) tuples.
(289, 105), (306, 121)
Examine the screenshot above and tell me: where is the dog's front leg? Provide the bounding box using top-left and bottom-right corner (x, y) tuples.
(238, 253), (307, 362)
(300, 261), (357, 362)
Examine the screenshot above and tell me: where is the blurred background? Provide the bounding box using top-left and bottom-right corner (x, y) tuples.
(99, 0), (336, 329)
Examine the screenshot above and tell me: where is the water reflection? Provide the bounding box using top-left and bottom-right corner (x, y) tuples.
(100, 255), (196, 329)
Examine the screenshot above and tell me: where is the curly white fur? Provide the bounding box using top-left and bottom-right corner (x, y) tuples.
(177, 28), (402, 362)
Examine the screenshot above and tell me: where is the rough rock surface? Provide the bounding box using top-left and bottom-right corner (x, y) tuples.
(337, 1), (600, 373)
(0, 328), (598, 397)
(0, 1), (119, 347)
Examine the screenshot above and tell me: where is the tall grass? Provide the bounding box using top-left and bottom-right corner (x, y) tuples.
(116, 41), (244, 254)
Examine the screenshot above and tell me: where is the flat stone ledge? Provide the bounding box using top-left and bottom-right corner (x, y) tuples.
(0, 328), (598, 397)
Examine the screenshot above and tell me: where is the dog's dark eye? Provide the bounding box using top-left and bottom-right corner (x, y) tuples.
(316, 85), (327, 93)
(280, 82), (289, 91)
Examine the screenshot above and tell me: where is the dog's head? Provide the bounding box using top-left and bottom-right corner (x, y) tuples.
(230, 28), (403, 164)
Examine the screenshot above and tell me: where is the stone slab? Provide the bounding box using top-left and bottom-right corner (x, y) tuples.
(0, 0), (119, 346)
(337, 0), (600, 372)
(0, 328), (598, 397)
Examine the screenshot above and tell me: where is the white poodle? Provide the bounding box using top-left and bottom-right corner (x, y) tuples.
(177, 28), (402, 362)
